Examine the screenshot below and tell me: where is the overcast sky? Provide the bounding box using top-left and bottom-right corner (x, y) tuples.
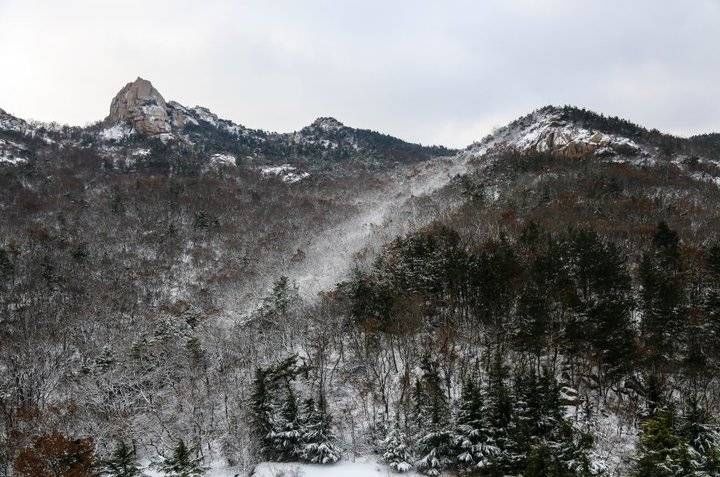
(1, 0), (718, 147)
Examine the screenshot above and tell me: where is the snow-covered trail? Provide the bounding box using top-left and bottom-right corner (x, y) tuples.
(288, 155), (467, 300)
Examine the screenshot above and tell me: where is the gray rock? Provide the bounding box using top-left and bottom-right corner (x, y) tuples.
(107, 77), (172, 136)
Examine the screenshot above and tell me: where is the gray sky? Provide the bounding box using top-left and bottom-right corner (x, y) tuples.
(1, 0), (718, 148)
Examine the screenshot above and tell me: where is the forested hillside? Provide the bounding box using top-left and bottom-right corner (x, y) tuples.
(1, 97), (720, 476)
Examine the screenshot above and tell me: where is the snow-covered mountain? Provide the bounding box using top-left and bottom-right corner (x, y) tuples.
(3, 81), (720, 477)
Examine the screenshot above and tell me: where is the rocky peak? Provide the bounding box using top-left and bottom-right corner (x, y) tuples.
(107, 77), (172, 136)
(309, 117), (345, 132)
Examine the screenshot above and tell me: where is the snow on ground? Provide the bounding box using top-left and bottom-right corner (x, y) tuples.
(141, 455), (428, 477)
(261, 164), (310, 183)
(132, 148), (151, 156)
(285, 154), (467, 300)
(100, 123), (135, 141)
(691, 171), (720, 187)
(0, 153), (27, 165)
(192, 106), (220, 127)
(143, 462), (243, 477)
(253, 456), (430, 477)
(0, 138), (28, 165)
(211, 153), (237, 166)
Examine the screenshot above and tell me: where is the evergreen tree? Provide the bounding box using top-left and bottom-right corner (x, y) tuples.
(157, 440), (205, 477)
(512, 368), (594, 476)
(249, 367), (274, 460)
(381, 423), (413, 473)
(633, 408), (691, 477)
(679, 397), (720, 475)
(454, 377), (498, 473)
(298, 398), (341, 464)
(703, 243), (720, 367)
(413, 356), (453, 476)
(268, 384), (302, 461)
(102, 440), (142, 477)
(563, 229), (635, 383)
(483, 352), (516, 474)
(260, 275), (301, 325)
(639, 222), (686, 377)
(524, 443), (567, 477)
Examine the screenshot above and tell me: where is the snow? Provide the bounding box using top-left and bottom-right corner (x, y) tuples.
(100, 123), (135, 141)
(192, 106), (219, 127)
(261, 164), (310, 184)
(281, 155), (465, 301)
(311, 117), (345, 132)
(690, 171), (720, 187)
(138, 455), (429, 477)
(0, 138), (28, 165)
(585, 411), (637, 476)
(0, 153), (27, 165)
(253, 456), (428, 477)
(211, 153), (237, 166)
(132, 148), (151, 156)
(0, 112), (28, 133)
(463, 108), (643, 160)
(141, 104), (166, 117)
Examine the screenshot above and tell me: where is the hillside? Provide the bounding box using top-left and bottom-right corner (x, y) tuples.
(1, 89), (720, 477)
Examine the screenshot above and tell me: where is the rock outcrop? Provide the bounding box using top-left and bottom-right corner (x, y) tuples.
(463, 106), (644, 160)
(309, 117), (345, 132)
(107, 77), (172, 135)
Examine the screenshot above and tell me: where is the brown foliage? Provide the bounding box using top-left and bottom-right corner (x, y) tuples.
(14, 432), (95, 477)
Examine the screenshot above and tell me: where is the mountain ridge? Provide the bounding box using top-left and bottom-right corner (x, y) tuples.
(3, 78), (719, 171)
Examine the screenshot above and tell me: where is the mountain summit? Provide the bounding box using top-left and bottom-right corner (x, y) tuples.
(107, 77), (173, 135)
(106, 77), (209, 137)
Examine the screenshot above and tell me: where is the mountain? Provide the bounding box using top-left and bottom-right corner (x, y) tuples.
(434, 105), (720, 248)
(0, 77), (451, 175)
(2, 84), (720, 476)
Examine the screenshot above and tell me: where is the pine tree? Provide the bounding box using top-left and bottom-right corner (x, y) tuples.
(679, 397), (720, 475)
(381, 423), (413, 473)
(298, 398), (341, 464)
(454, 377), (498, 473)
(102, 440), (142, 477)
(413, 356), (453, 476)
(524, 443), (566, 477)
(157, 440), (205, 477)
(268, 384), (302, 461)
(513, 368), (593, 476)
(639, 222), (686, 376)
(633, 408), (691, 477)
(705, 243), (720, 362)
(250, 367), (274, 460)
(483, 352), (516, 474)
(563, 229), (635, 384)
